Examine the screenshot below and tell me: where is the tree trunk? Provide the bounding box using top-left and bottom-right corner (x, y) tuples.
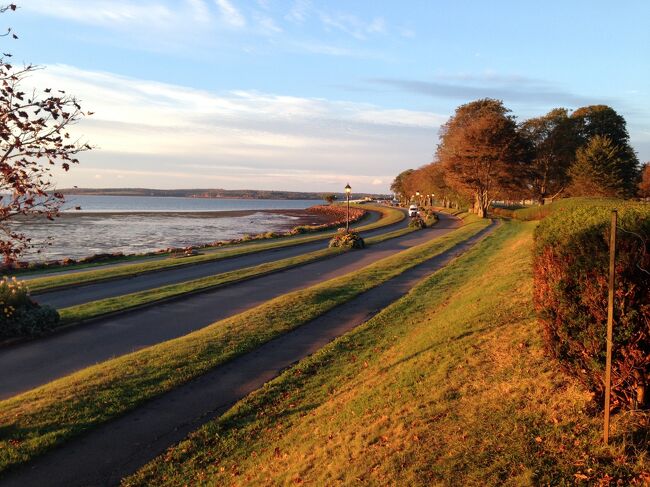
(474, 192), (489, 218)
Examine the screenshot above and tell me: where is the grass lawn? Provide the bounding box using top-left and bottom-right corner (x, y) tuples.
(57, 213), (436, 325)
(0, 215), (489, 473)
(24, 205), (404, 293)
(124, 221), (648, 486)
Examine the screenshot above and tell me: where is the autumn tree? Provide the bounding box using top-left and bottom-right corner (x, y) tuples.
(436, 99), (524, 217)
(567, 135), (638, 197)
(637, 162), (650, 198)
(519, 108), (577, 203)
(390, 169), (414, 204)
(322, 193), (336, 205)
(0, 4), (91, 264)
(405, 162), (465, 208)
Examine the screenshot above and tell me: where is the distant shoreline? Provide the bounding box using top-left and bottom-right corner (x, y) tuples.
(58, 188), (389, 200)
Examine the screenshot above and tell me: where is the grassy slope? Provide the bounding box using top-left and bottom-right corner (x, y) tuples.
(125, 221), (648, 486)
(25, 205), (404, 292)
(57, 214), (434, 324)
(0, 216), (487, 473)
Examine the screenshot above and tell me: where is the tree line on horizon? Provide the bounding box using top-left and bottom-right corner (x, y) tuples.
(391, 99), (649, 217)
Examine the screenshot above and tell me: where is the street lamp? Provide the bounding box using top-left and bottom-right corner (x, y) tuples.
(416, 191), (421, 206)
(345, 183), (352, 233)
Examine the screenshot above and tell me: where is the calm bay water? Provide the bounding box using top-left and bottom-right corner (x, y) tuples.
(16, 195), (323, 262)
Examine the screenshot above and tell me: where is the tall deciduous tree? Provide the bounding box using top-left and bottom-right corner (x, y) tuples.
(436, 99), (524, 217)
(567, 135), (638, 197)
(571, 105), (630, 146)
(0, 4), (91, 263)
(519, 108), (577, 203)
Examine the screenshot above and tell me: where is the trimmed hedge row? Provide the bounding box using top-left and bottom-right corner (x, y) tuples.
(533, 201), (649, 410)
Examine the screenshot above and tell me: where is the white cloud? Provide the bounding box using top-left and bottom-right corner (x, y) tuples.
(319, 12), (386, 40)
(19, 0), (175, 28)
(214, 0), (246, 27)
(30, 65), (444, 191)
(255, 13), (283, 34)
(285, 0), (310, 23)
(186, 0), (212, 23)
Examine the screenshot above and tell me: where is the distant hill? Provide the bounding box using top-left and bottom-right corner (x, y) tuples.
(58, 188), (390, 200)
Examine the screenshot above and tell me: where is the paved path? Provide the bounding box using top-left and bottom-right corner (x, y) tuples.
(0, 213), (458, 399)
(0, 220), (497, 487)
(33, 209), (396, 309)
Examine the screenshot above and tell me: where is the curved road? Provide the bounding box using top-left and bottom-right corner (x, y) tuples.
(33, 209), (401, 309)
(0, 213), (460, 399)
(0, 219), (498, 487)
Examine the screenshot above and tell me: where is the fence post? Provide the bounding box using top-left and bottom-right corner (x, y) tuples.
(603, 209), (617, 444)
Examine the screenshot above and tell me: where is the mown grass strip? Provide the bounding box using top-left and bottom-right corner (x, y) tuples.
(58, 247), (344, 325)
(0, 216), (489, 473)
(25, 205), (405, 293)
(126, 220), (647, 486)
(57, 214), (438, 325)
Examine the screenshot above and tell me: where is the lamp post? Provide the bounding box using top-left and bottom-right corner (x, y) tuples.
(345, 183), (352, 233)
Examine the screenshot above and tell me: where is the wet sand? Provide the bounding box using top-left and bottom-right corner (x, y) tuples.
(14, 209), (339, 262)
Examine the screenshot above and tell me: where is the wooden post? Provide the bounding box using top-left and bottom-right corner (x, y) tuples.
(603, 209), (617, 444)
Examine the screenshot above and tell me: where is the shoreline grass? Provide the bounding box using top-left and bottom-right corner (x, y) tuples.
(0, 216), (489, 474)
(125, 220), (648, 486)
(23, 205), (404, 293)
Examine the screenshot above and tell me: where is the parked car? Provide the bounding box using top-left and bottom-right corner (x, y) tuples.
(408, 204), (419, 217)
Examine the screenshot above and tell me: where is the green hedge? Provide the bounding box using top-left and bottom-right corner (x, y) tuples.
(532, 200), (650, 410)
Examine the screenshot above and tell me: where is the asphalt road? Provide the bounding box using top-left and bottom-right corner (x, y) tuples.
(0, 213), (460, 399)
(0, 219), (498, 487)
(32, 209), (399, 309)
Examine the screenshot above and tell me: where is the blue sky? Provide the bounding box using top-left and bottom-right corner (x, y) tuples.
(7, 0), (650, 192)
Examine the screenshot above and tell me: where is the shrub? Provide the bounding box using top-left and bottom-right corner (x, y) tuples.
(489, 206), (516, 219)
(0, 277), (60, 338)
(328, 230), (365, 249)
(408, 215), (427, 229)
(533, 201), (650, 410)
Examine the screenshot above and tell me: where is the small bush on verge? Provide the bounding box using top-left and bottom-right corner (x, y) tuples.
(0, 277), (59, 338)
(408, 215), (427, 229)
(328, 230), (365, 249)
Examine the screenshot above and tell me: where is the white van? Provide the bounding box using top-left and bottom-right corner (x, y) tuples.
(408, 204), (419, 217)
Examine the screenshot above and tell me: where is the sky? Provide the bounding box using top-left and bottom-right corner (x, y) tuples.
(6, 0), (650, 193)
